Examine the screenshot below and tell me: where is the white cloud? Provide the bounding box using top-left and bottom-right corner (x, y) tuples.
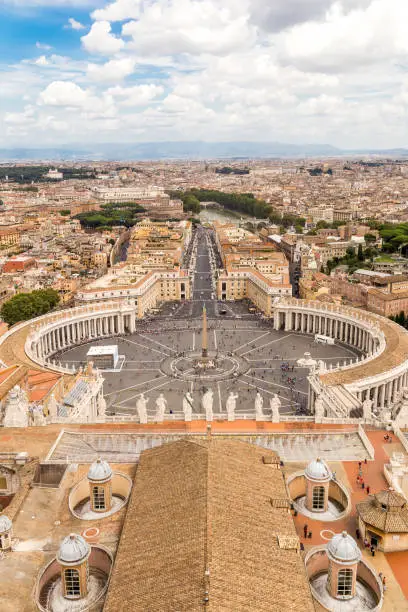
(278, 0), (408, 73)
(92, 0), (141, 21)
(38, 80), (116, 117)
(107, 83), (164, 105)
(4, 0), (408, 148)
(87, 57), (136, 82)
(38, 81), (89, 107)
(66, 17), (86, 30)
(36, 41), (52, 50)
(122, 0), (256, 56)
(81, 21), (125, 55)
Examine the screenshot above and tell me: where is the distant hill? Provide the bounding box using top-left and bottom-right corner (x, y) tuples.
(0, 141), (407, 162)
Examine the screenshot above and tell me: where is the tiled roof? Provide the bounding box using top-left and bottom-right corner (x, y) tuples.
(356, 490), (408, 533)
(104, 438), (315, 612)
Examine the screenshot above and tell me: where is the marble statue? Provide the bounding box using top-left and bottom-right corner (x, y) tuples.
(314, 394), (325, 420)
(270, 394), (281, 423)
(97, 394), (107, 419)
(362, 397), (373, 420)
(226, 392), (238, 421)
(318, 360), (326, 373)
(86, 360), (94, 376)
(183, 391), (194, 422)
(202, 388), (214, 422)
(255, 392), (264, 420)
(32, 405), (46, 426)
(3, 386), (29, 428)
(136, 393), (149, 424)
(155, 393), (168, 422)
(45, 393), (57, 419)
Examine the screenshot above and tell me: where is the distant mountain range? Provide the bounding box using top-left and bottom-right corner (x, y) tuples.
(0, 141), (408, 162)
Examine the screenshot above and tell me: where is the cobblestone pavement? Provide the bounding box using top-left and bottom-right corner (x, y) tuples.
(59, 319), (359, 418)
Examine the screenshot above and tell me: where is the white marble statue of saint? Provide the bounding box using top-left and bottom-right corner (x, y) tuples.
(318, 360), (326, 373)
(202, 388), (214, 422)
(3, 386), (30, 428)
(155, 393), (168, 423)
(47, 393), (58, 420)
(97, 394), (107, 420)
(314, 394), (325, 420)
(255, 392), (264, 420)
(32, 404), (46, 426)
(136, 393), (149, 424)
(226, 391), (238, 421)
(183, 391), (194, 422)
(270, 394), (281, 423)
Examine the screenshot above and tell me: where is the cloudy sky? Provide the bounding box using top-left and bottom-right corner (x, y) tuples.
(1, 0), (407, 148)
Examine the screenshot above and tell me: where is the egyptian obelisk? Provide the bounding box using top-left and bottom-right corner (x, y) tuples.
(202, 304), (208, 358)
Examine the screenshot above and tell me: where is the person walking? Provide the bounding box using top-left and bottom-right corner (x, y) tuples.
(361, 480), (365, 490)
(303, 523), (308, 538)
(370, 545), (375, 557)
(366, 485), (370, 494)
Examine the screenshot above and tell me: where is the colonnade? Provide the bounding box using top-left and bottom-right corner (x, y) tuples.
(25, 303), (136, 372)
(275, 309), (376, 354)
(274, 301), (408, 414)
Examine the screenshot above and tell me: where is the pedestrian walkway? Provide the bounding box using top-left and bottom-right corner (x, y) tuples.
(292, 429), (408, 611)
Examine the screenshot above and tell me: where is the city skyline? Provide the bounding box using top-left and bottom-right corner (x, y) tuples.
(2, 0), (408, 150)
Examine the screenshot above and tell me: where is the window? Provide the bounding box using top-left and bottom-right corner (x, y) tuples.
(0, 476), (7, 490)
(93, 486), (105, 510)
(337, 568), (353, 598)
(312, 486), (325, 510)
(64, 568), (81, 597)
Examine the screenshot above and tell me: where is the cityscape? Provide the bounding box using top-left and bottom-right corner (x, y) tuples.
(2, 0), (408, 611)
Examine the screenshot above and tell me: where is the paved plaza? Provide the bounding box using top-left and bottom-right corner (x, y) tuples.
(59, 317), (359, 418)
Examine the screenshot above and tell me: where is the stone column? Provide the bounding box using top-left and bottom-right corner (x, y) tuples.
(373, 386), (379, 408)
(379, 384), (386, 408)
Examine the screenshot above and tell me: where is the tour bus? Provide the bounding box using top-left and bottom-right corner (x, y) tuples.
(314, 334), (335, 345)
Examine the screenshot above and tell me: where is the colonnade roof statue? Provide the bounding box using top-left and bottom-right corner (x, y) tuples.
(0, 515), (12, 533)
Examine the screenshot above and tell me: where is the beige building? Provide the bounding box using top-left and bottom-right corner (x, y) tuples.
(0, 228), (20, 248)
(214, 222), (292, 315)
(357, 490), (408, 552)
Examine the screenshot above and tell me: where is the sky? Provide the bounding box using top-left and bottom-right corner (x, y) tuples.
(1, 0), (408, 149)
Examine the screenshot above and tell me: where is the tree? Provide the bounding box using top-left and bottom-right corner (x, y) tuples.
(357, 244), (364, 261)
(182, 195), (200, 214)
(59, 209), (71, 216)
(316, 220), (329, 230)
(346, 246), (356, 258)
(364, 233), (377, 244)
(0, 289), (60, 326)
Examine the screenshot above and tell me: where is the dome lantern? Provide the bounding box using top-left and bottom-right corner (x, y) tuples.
(88, 458), (113, 513)
(57, 533), (90, 600)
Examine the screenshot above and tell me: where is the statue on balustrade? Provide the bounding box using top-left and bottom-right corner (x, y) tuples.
(202, 388), (214, 422)
(3, 386), (29, 428)
(270, 394), (281, 423)
(136, 393), (149, 424)
(155, 393), (168, 422)
(314, 394), (325, 420)
(226, 391), (238, 421)
(255, 392), (264, 420)
(183, 391), (194, 422)
(97, 394), (107, 419)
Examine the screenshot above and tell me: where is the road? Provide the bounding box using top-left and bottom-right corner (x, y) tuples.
(191, 226), (217, 317)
